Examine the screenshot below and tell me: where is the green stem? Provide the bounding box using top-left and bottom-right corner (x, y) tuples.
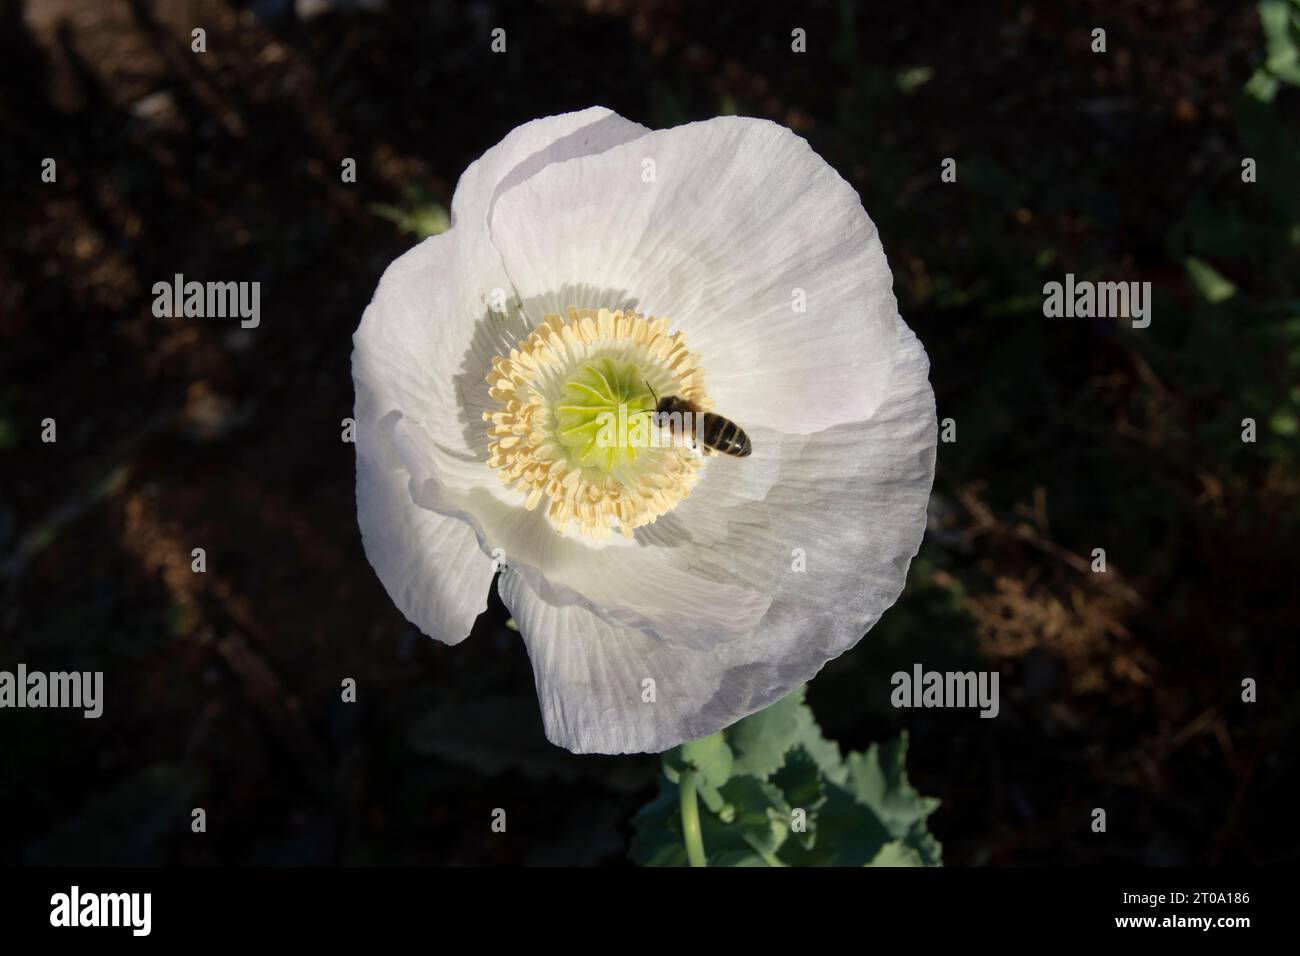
(743, 832), (787, 867)
(678, 768), (707, 867)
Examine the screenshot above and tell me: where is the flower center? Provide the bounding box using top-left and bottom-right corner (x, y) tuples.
(554, 355), (656, 472)
(483, 307), (712, 540)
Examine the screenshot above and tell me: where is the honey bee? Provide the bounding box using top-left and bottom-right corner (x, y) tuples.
(644, 383), (752, 458)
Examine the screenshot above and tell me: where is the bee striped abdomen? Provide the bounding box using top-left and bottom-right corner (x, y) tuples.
(701, 413), (752, 457)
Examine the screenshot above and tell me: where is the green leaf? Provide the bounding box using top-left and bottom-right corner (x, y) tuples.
(771, 746), (826, 849)
(867, 840), (930, 867)
(895, 66), (933, 94)
(844, 733), (940, 838)
(779, 782), (893, 866)
(1247, 0), (1300, 99)
(631, 689), (942, 867)
(900, 819), (944, 868)
(700, 776), (791, 862)
(1260, 0), (1300, 84)
(726, 690), (804, 778)
(1185, 256), (1238, 304)
(369, 183), (450, 238)
(842, 733), (943, 866)
(728, 686), (845, 783)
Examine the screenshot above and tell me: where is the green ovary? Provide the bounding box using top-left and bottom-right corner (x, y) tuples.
(554, 356), (655, 474)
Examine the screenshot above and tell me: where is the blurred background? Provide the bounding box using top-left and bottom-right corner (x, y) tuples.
(1, 0), (1298, 866)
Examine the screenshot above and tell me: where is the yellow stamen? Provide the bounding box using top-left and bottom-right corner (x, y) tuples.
(483, 307), (712, 539)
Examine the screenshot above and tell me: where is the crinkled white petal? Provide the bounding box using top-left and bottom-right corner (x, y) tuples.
(498, 569), (731, 754)
(388, 412), (770, 647)
(664, 318), (936, 666)
(355, 107), (648, 456)
(353, 108), (648, 643)
(487, 115), (901, 434)
(355, 405), (492, 645)
(501, 318), (936, 753)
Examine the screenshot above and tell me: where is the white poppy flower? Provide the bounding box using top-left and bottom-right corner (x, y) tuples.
(352, 107), (936, 755)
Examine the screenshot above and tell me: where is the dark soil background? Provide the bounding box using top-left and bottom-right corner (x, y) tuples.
(1, 0), (1297, 866)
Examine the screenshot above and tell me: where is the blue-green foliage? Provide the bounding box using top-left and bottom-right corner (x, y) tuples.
(631, 687), (941, 867)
